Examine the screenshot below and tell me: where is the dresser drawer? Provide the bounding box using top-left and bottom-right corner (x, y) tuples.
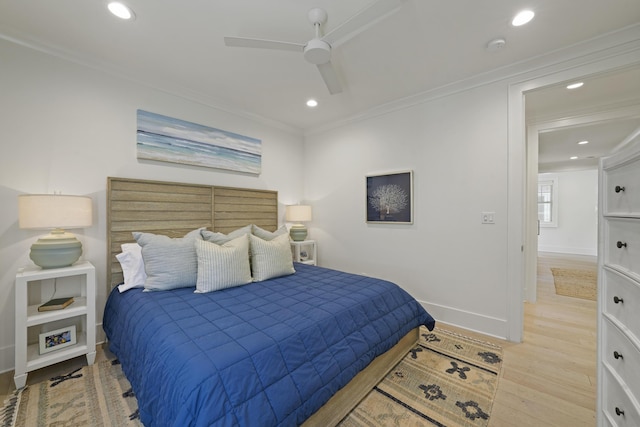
(602, 268), (640, 343)
(604, 218), (640, 278)
(602, 367), (640, 427)
(603, 156), (640, 216)
(603, 317), (640, 399)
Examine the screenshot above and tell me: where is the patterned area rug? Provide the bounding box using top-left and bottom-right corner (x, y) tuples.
(339, 327), (503, 426)
(1, 328), (502, 427)
(1, 360), (141, 427)
(551, 268), (597, 301)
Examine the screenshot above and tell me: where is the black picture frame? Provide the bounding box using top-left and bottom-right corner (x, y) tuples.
(366, 170), (413, 224)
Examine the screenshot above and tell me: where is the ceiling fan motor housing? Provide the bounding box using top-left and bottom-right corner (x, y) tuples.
(304, 39), (331, 64)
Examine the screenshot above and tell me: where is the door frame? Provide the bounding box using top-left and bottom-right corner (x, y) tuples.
(506, 46), (640, 342)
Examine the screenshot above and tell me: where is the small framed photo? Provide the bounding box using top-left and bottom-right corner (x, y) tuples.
(39, 325), (77, 354)
(366, 170), (413, 224)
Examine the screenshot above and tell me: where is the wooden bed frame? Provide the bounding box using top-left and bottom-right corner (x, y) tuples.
(107, 177), (278, 289)
(106, 176), (418, 426)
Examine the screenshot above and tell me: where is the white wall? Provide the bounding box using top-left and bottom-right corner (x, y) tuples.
(538, 170), (598, 255)
(2, 26), (637, 375)
(304, 81), (511, 337)
(0, 39), (305, 373)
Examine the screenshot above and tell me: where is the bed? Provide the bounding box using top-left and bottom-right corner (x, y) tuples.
(103, 177), (435, 426)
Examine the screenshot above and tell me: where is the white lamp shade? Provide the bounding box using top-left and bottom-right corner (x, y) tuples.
(19, 195), (92, 229)
(285, 205), (312, 223)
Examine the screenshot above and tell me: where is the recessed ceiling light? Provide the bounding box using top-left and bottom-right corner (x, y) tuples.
(570, 156), (578, 160)
(512, 10), (534, 26)
(306, 99), (318, 108)
(577, 140), (589, 145)
(108, 2), (135, 20)
(566, 82), (584, 89)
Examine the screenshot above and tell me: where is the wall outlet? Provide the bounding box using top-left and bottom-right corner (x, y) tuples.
(481, 212), (495, 224)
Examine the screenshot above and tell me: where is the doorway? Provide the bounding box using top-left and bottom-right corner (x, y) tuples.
(506, 56), (640, 343)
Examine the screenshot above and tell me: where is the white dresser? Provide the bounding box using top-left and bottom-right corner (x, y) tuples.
(598, 139), (640, 426)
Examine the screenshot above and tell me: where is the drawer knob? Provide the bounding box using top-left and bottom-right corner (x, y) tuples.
(615, 407), (625, 416)
(614, 296), (624, 304)
(615, 185), (625, 193)
(614, 351), (624, 360)
(616, 241), (627, 249)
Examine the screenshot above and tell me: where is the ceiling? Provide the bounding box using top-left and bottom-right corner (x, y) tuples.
(1, 0), (640, 169)
(526, 66), (640, 172)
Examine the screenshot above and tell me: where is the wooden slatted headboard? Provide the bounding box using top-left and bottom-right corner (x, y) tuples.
(107, 177), (278, 290)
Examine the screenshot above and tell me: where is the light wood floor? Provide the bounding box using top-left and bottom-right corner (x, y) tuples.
(449, 252), (597, 427)
(1, 252), (597, 426)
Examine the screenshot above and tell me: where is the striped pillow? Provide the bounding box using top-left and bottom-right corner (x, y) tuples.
(133, 228), (203, 291)
(194, 235), (252, 293)
(249, 233), (295, 282)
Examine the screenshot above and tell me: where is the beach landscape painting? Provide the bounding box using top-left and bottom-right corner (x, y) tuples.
(136, 110), (262, 174)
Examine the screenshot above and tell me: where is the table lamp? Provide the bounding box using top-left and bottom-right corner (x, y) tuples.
(18, 194), (93, 269)
(286, 205), (312, 241)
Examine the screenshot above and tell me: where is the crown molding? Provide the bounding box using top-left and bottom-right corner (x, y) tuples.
(305, 24), (640, 137)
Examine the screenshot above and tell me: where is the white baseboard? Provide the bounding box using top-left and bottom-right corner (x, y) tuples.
(96, 322), (106, 344)
(0, 344), (13, 375)
(420, 300), (509, 341)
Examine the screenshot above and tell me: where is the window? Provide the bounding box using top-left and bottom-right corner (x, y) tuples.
(538, 175), (558, 227)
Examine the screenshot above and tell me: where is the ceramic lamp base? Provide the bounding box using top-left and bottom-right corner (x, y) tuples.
(30, 230), (82, 269)
(289, 225), (308, 242)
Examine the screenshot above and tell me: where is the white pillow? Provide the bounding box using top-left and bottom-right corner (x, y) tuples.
(201, 225), (252, 244)
(195, 235), (252, 293)
(251, 224), (288, 241)
(116, 243), (147, 293)
(249, 233), (295, 282)
(133, 228), (203, 291)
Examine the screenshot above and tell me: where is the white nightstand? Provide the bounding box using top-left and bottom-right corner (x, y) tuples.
(290, 240), (317, 266)
(14, 261), (96, 389)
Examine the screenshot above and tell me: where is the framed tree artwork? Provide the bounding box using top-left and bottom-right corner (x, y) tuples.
(366, 170), (413, 224)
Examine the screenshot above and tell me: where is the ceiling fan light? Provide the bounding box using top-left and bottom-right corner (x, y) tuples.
(304, 39), (331, 65)
(108, 2), (135, 20)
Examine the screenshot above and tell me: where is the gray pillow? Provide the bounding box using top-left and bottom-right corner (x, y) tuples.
(201, 225), (252, 245)
(195, 235), (252, 293)
(251, 224), (288, 241)
(249, 233), (295, 282)
(133, 228), (203, 291)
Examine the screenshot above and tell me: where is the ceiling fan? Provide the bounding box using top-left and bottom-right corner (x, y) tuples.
(223, 0), (403, 95)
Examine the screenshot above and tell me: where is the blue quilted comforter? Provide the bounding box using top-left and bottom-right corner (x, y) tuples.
(103, 263), (435, 426)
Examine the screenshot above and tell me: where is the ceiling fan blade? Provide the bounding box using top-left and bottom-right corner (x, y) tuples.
(317, 62), (343, 95)
(322, 0), (402, 47)
(224, 36), (304, 53)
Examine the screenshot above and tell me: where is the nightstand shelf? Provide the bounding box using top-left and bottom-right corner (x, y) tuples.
(14, 261), (96, 389)
(25, 334), (89, 372)
(291, 240), (317, 266)
(26, 297), (88, 326)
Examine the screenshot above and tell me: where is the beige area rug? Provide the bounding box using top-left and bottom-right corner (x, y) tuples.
(2, 327), (503, 427)
(551, 268), (597, 301)
(339, 327), (503, 427)
(1, 360), (141, 427)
